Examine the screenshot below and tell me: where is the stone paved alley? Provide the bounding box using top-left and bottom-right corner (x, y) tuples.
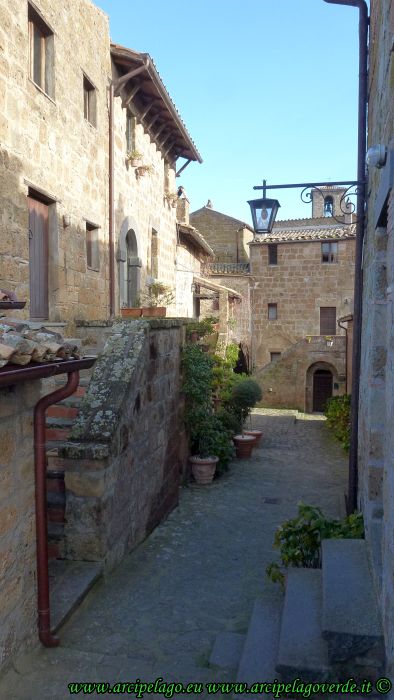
(0, 410), (347, 700)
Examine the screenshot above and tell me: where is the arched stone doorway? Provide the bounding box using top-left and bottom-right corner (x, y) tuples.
(118, 216), (142, 309)
(305, 362), (338, 413)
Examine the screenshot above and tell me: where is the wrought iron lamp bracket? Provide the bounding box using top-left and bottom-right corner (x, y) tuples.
(254, 180), (364, 226)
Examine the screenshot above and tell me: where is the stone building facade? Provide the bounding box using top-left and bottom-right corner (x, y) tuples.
(358, 0), (394, 678)
(0, 0), (204, 330)
(191, 192), (356, 410)
(250, 189), (356, 410)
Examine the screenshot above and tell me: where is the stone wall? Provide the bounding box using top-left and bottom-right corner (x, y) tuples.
(254, 336), (346, 412)
(249, 238), (355, 369)
(53, 320), (188, 570)
(190, 207), (253, 263)
(0, 0), (111, 325)
(0, 381), (41, 671)
(358, 0), (394, 675)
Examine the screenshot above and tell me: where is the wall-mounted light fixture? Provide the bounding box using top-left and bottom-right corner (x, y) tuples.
(366, 144), (387, 169)
(63, 214), (71, 228)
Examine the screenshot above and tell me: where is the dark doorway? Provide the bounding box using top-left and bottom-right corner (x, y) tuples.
(28, 196), (49, 319)
(313, 369), (333, 412)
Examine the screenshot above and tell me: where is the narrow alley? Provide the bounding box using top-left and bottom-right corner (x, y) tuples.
(0, 410), (347, 700)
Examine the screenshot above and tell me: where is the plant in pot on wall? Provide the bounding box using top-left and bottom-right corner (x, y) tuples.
(126, 149), (143, 167)
(139, 281), (175, 317)
(164, 191), (179, 208)
(230, 378), (263, 458)
(182, 344), (234, 484)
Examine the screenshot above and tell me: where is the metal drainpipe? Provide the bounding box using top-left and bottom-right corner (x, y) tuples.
(34, 370), (80, 646)
(109, 83), (115, 318)
(323, 0), (368, 513)
(338, 318), (348, 393)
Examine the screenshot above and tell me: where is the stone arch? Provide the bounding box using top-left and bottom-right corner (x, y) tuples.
(305, 361), (339, 413)
(117, 216), (142, 308)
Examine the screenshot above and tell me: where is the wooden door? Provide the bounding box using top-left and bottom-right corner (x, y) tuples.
(313, 370), (333, 412)
(28, 197), (49, 319)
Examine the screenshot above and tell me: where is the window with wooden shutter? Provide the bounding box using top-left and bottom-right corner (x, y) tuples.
(86, 223), (100, 271)
(28, 3), (54, 98)
(320, 307), (336, 335)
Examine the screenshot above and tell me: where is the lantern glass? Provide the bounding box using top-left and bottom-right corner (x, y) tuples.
(248, 198), (280, 234)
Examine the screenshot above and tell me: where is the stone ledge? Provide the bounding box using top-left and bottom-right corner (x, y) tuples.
(58, 442), (110, 460)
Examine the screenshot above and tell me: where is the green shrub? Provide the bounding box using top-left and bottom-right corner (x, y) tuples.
(324, 394), (351, 451)
(266, 502), (364, 588)
(230, 378), (262, 430)
(185, 317), (217, 339)
(181, 345), (234, 472)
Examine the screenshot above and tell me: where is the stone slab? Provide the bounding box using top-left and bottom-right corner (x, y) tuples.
(49, 560), (102, 632)
(209, 632), (245, 671)
(276, 568), (330, 681)
(237, 598), (282, 684)
(321, 539), (383, 662)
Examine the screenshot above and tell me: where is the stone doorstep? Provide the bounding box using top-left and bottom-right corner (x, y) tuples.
(276, 568), (330, 683)
(237, 598), (283, 685)
(209, 632), (246, 672)
(321, 539), (384, 663)
(48, 559), (103, 633)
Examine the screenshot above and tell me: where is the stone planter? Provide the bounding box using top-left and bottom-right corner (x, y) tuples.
(141, 307), (166, 317)
(189, 455), (219, 484)
(233, 434), (256, 458)
(243, 429), (263, 447)
(121, 308), (142, 318)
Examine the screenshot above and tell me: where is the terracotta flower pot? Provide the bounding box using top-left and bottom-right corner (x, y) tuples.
(141, 307), (166, 317)
(233, 434), (256, 458)
(121, 307), (142, 318)
(243, 429), (263, 447)
(189, 455), (219, 484)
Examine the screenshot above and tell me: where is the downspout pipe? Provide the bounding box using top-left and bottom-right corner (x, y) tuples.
(34, 370), (80, 646)
(323, 0), (368, 513)
(338, 318), (348, 394)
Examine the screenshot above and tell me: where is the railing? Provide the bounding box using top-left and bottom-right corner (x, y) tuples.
(304, 335), (346, 351)
(204, 262), (250, 275)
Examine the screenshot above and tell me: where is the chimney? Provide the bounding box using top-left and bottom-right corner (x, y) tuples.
(176, 197), (190, 225)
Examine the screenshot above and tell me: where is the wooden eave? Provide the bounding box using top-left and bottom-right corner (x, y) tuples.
(178, 224), (214, 258)
(111, 44), (202, 164)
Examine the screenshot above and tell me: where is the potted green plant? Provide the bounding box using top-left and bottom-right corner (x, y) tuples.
(127, 149), (143, 167)
(230, 378), (262, 458)
(182, 345), (234, 483)
(164, 191), (179, 208)
(139, 281), (175, 317)
(135, 164), (154, 177)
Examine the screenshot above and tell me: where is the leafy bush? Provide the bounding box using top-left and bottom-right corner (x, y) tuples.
(324, 394), (351, 451)
(185, 316), (219, 340)
(181, 345), (234, 472)
(266, 502), (364, 588)
(231, 378), (262, 430)
(139, 281), (175, 307)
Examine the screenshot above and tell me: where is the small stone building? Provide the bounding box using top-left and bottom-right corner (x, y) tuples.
(250, 187), (356, 411)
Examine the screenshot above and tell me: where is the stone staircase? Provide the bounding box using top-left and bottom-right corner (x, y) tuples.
(209, 539), (385, 695)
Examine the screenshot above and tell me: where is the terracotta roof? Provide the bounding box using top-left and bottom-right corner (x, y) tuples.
(177, 224), (214, 257)
(0, 320), (81, 368)
(111, 45), (202, 164)
(252, 221), (356, 244)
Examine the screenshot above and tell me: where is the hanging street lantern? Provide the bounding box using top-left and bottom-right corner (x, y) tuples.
(247, 197), (281, 234)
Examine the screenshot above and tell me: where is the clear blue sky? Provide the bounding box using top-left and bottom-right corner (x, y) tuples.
(96, 0), (361, 223)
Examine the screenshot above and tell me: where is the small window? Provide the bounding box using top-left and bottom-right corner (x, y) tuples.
(86, 223), (100, 271)
(270, 352), (281, 362)
(28, 4), (54, 98)
(320, 307), (336, 335)
(268, 303), (277, 320)
(126, 112), (135, 152)
(268, 244), (278, 265)
(83, 75), (97, 126)
(324, 196), (334, 217)
(321, 241), (338, 263)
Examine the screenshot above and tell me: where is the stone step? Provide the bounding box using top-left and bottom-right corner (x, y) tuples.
(45, 416), (74, 441)
(49, 559), (102, 632)
(321, 539), (384, 663)
(276, 568), (330, 682)
(46, 404), (79, 420)
(237, 598), (283, 685)
(209, 632), (245, 672)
